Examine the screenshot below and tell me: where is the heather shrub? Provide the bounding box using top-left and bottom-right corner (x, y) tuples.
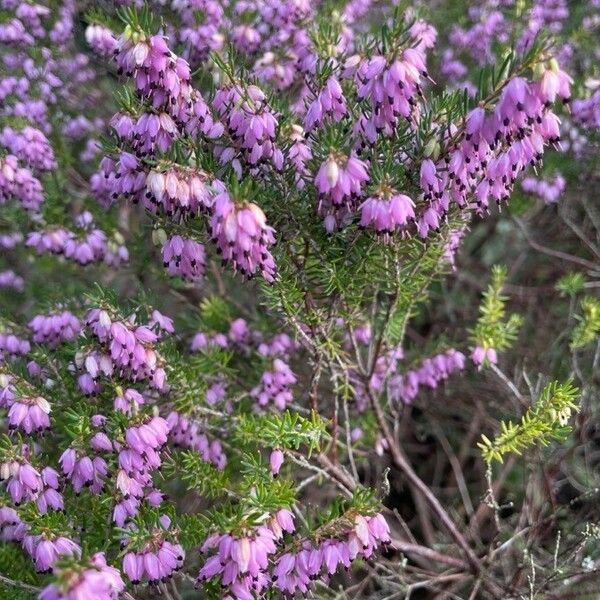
(0, 1), (599, 599)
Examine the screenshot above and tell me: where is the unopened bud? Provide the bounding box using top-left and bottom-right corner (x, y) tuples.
(326, 158), (339, 187)
(152, 228), (168, 246)
(423, 138), (437, 158)
(532, 62), (545, 80)
(270, 449), (284, 477)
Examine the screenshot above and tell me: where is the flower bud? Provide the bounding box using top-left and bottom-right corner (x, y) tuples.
(423, 138), (437, 158)
(325, 158), (339, 187)
(270, 449), (284, 477)
(152, 228), (168, 247)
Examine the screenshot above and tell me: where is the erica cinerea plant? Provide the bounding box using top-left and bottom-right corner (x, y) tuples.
(0, 0), (599, 598)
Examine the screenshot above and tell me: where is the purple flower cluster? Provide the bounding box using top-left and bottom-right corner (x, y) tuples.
(0, 154), (44, 211)
(251, 358), (297, 410)
(122, 515), (185, 584)
(0, 453), (43, 504)
(28, 311), (81, 346)
(273, 513), (390, 595)
(85, 24), (117, 58)
(304, 77), (348, 132)
(190, 317), (300, 414)
(113, 416), (170, 513)
(257, 333), (299, 358)
(0, 505), (27, 542)
(211, 191), (277, 282)
(355, 44), (430, 133)
(63, 115), (104, 140)
(82, 308), (168, 391)
(572, 87), (600, 129)
(0, 270), (24, 291)
(519, 0), (569, 52)
(359, 189), (416, 237)
(113, 31), (221, 141)
(198, 509), (295, 596)
(471, 345), (498, 367)
(389, 349), (466, 404)
(191, 330), (229, 352)
(116, 33), (191, 110)
(0, 375), (51, 434)
(0, 331), (30, 358)
(95, 30), (281, 283)
(0, 441), (62, 512)
(162, 235), (206, 281)
(449, 6), (508, 68)
(167, 411), (227, 469)
(198, 510), (390, 598)
(143, 164), (214, 216)
(0, 231), (23, 249)
(60, 447), (107, 494)
(112, 110), (180, 156)
(214, 83), (281, 168)
(39, 553), (124, 600)
(26, 212), (129, 267)
(521, 172), (566, 204)
(315, 154), (369, 232)
(191, 318), (279, 354)
(25, 533), (81, 573)
(415, 67), (571, 237)
(0, 126), (56, 171)
(123, 416), (170, 470)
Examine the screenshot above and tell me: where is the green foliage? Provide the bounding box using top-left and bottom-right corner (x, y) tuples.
(168, 347), (234, 415)
(115, 3), (160, 35)
(0, 543), (43, 589)
(384, 231), (450, 346)
(0, 585), (36, 600)
(470, 265), (523, 361)
(571, 296), (600, 349)
(241, 478), (297, 513)
(479, 381), (580, 464)
(557, 272), (586, 297)
(198, 296), (234, 332)
(234, 410), (327, 455)
(162, 450), (230, 498)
